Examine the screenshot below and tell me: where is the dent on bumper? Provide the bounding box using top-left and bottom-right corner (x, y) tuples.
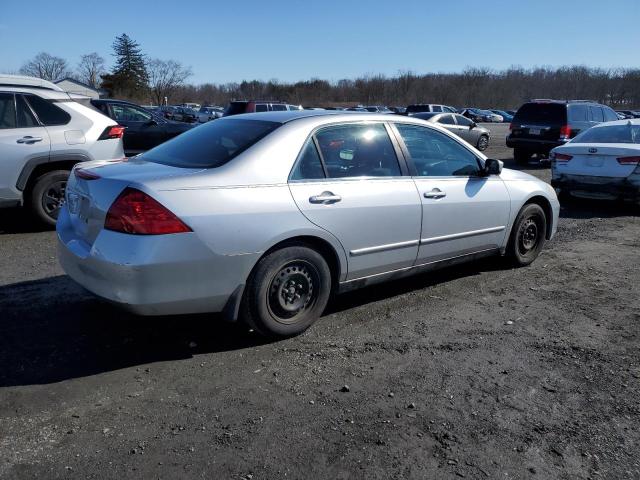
(57, 217), (258, 316)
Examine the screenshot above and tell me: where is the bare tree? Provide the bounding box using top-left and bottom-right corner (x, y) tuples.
(19, 52), (70, 81)
(147, 59), (192, 105)
(77, 53), (106, 88)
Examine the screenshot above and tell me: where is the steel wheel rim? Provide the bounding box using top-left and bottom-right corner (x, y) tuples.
(42, 180), (67, 219)
(267, 260), (319, 324)
(478, 136), (488, 149)
(518, 217), (540, 255)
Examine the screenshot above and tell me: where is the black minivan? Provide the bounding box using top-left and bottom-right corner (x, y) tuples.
(506, 100), (618, 163)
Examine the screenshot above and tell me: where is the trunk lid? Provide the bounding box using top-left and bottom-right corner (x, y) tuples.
(553, 144), (640, 178)
(65, 158), (203, 245)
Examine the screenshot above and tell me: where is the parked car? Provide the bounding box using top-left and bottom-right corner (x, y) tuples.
(506, 110), (516, 116)
(171, 106), (198, 123)
(389, 106), (406, 114)
(197, 106), (224, 123)
(459, 108), (491, 123)
(406, 104), (456, 115)
(364, 106), (393, 113)
(616, 110), (640, 119)
(551, 119), (640, 201)
(0, 74), (124, 226)
(489, 109), (513, 123)
(57, 110), (558, 338)
(478, 110), (503, 122)
(507, 100), (619, 164)
(411, 112), (491, 150)
(345, 107), (368, 112)
(224, 100), (290, 116)
(91, 99), (193, 157)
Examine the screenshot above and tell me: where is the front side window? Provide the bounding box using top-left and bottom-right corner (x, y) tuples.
(603, 107), (618, 122)
(431, 105), (442, 112)
(24, 94), (71, 126)
(395, 124), (480, 177)
(255, 104), (268, 112)
(455, 115), (473, 127)
(270, 104), (287, 111)
(0, 93), (16, 129)
(142, 119), (280, 168)
(315, 123), (401, 178)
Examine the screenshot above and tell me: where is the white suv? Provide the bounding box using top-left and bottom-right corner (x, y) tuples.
(0, 75), (124, 226)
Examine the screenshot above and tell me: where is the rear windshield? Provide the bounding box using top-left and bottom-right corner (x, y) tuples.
(223, 102), (248, 116)
(513, 103), (567, 125)
(572, 124), (640, 144)
(141, 119), (280, 168)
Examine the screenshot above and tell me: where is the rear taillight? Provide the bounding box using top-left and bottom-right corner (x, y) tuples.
(616, 156), (640, 165)
(74, 168), (101, 180)
(553, 153), (573, 162)
(99, 125), (126, 140)
(104, 187), (191, 235)
(509, 122), (514, 130)
(559, 125), (572, 140)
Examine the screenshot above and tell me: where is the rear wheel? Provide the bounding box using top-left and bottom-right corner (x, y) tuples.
(476, 135), (489, 151)
(29, 170), (70, 227)
(506, 203), (547, 266)
(514, 148), (531, 165)
(240, 246), (332, 338)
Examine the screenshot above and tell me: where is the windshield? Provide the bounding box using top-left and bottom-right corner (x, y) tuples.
(572, 124), (640, 144)
(141, 119), (281, 168)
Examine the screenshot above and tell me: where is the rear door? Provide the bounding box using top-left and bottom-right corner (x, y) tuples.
(0, 93), (51, 202)
(392, 122), (510, 264)
(288, 122), (422, 280)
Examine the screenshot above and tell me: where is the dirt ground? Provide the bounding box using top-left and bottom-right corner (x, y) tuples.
(1, 123), (639, 479)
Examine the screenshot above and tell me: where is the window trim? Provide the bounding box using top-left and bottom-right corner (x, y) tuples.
(390, 122), (485, 178)
(287, 120), (411, 183)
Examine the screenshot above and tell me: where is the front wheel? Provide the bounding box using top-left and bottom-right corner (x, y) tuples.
(29, 170), (70, 227)
(476, 135), (489, 151)
(240, 246), (332, 337)
(506, 203), (547, 266)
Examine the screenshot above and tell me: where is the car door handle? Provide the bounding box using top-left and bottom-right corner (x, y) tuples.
(424, 189), (446, 199)
(309, 191), (342, 204)
(16, 136), (43, 144)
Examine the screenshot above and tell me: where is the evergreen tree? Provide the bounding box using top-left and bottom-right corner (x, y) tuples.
(105, 33), (148, 98)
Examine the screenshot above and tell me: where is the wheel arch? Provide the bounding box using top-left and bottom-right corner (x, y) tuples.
(18, 153), (90, 192)
(520, 195), (554, 240)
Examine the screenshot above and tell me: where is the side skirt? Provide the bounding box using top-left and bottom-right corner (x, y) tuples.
(338, 248), (500, 293)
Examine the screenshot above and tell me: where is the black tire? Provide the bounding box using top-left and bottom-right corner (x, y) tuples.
(506, 203), (547, 267)
(476, 135), (489, 151)
(29, 170), (70, 227)
(240, 245), (332, 338)
(514, 148), (531, 165)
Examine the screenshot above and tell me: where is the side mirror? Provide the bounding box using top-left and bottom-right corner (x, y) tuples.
(145, 118), (158, 126)
(483, 158), (502, 175)
(469, 122), (476, 129)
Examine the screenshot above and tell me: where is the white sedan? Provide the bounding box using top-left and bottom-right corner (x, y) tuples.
(551, 119), (640, 201)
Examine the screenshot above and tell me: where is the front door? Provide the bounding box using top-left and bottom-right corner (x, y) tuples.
(393, 122), (510, 264)
(0, 93), (51, 202)
(288, 122), (422, 280)
(109, 103), (163, 155)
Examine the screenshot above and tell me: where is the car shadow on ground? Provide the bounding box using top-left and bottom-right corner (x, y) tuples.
(0, 257), (508, 388)
(0, 206), (48, 234)
(560, 196), (639, 219)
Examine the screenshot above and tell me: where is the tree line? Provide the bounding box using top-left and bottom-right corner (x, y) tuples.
(14, 34), (640, 109)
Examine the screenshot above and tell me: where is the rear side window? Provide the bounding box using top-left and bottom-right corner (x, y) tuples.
(270, 104), (287, 111)
(25, 95), (71, 125)
(16, 95), (38, 128)
(438, 114), (455, 125)
(455, 115), (473, 127)
(142, 119), (280, 168)
(572, 124), (640, 144)
(431, 105), (442, 112)
(315, 123), (401, 178)
(290, 141), (325, 180)
(569, 104), (588, 121)
(255, 104), (268, 112)
(589, 106), (604, 122)
(0, 93), (16, 129)
(513, 103), (567, 125)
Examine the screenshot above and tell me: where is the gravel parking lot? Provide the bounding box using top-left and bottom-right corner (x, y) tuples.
(1, 123), (639, 479)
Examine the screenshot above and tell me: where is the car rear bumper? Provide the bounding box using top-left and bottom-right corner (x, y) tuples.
(551, 174), (640, 200)
(57, 207), (257, 316)
(506, 136), (566, 152)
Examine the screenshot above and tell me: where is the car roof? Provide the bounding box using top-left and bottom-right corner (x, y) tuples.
(224, 110), (359, 123)
(0, 74), (65, 92)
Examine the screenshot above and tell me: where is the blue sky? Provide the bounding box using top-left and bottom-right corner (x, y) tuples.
(1, 0), (638, 84)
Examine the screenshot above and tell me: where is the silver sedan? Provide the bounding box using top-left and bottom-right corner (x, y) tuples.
(411, 112), (492, 151)
(58, 111), (559, 337)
